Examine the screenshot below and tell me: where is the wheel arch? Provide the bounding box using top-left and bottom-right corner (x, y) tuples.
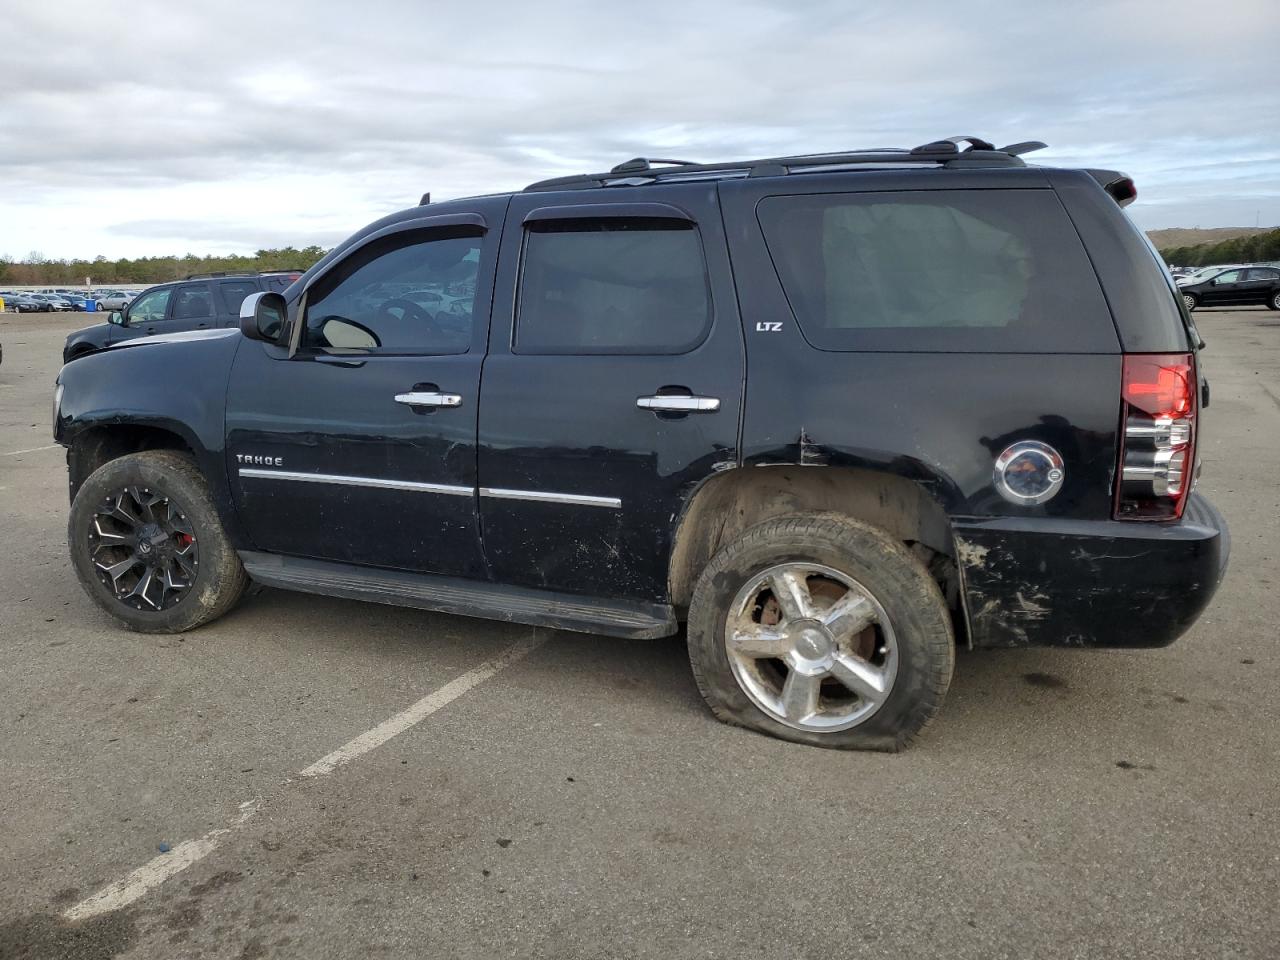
(668, 465), (956, 612)
(67, 421), (201, 502)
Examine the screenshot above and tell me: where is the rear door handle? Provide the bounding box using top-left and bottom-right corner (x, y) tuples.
(636, 395), (720, 413)
(395, 391), (462, 408)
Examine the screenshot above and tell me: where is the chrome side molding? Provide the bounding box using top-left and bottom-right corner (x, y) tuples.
(479, 487), (621, 509)
(238, 468), (472, 496)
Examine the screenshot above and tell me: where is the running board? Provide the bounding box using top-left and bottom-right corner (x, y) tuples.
(238, 551), (678, 640)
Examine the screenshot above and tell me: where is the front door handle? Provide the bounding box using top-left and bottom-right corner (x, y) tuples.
(636, 394), (720, 413)
(395, 391), (462, 408)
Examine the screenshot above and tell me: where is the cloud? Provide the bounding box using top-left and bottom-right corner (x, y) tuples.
(2, 0), (1278, 257)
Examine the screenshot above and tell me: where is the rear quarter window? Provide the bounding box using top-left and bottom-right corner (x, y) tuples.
(757, 190), (1119, 353)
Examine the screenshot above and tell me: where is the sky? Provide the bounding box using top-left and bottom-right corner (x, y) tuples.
(2, 0), (1279, 260)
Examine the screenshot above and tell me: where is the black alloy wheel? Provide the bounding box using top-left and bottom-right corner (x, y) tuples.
(88, 485), (200, 611)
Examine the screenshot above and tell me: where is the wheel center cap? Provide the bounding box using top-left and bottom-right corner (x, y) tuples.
(136, 524), (168, 560)
(792, 627), (832, 662)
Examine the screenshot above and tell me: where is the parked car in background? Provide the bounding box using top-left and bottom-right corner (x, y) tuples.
(62, 272), (301, 362)
(29, 294), (75, 311)
(1176, 264), (1245, 287)
(1179, 265), (1280, 311)
(93, 290), (136, 311)
(1, 292), (50, 312)
(40, 290), (99, 311)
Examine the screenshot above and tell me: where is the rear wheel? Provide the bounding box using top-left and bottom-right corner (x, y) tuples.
(69, 450), (247, 633)
(1268, 291), (1280, 311)
(686, 513), (954, 751)
(1182, 293), (1198, 312)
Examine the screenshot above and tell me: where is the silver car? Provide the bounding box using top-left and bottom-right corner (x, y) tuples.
(93, 290), (136, 311)
(29, 294), (76, 311)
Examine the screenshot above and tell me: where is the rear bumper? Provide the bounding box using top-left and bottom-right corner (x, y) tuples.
(953, 492), (1229, 648)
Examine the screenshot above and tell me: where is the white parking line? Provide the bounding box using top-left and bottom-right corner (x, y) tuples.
(299, 633), (545, 778)
(63, 801), (260, 922)
(2, 443), (59, 456)
(62, 633), (546, 922)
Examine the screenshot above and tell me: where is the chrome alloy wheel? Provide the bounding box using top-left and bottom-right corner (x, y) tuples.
(724, 562), (898, 732)
(89, 486), (199, 611)
(1182, 294), (1196, 311)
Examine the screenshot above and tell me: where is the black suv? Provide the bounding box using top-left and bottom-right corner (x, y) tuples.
(1178, 265), (1280, 312)
(62, 272), (301, 363)
(53, 137), (1229, 750)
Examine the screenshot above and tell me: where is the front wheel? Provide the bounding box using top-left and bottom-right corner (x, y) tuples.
(1182, 293), (1198, 312)
(1268, 291), (1280, 311)
(686, 513), (954, 751)
(69, 450), (248, 633)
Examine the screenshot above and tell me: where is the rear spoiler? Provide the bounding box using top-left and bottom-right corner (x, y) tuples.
(1086, 169), (1137, 207)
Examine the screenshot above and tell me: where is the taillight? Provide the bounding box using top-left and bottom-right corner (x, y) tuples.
(1115, 353), (1196, 520)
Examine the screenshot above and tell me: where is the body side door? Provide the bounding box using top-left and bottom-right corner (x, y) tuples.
(476, 184), (744, 602)
(224, 198), (508, 577)
(113, 285), (174, 345)
(166, 281), (218, 332)
(1200, 269), (1244, 305)
(1240, 267), (1280, 305)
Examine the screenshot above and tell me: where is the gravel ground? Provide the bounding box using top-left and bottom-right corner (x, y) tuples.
(1, 308), (1276, 959)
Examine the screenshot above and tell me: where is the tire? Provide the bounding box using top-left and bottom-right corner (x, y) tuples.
(1182, 293), (1198, 312)
(68, 450), (247, 633)
(1268, 291), (1280, 311)
(686, 513), (954, 751)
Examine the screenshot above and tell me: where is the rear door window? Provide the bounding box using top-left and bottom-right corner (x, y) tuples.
(756, 190), (1118, 353)
(515, 218), (711, 354)
(217, 280), (260, 314)
(170, 283), (214, 320)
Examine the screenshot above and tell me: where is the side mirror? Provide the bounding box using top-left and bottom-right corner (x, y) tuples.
(108, 311), (125, 326)
(239, 291), (287, 342)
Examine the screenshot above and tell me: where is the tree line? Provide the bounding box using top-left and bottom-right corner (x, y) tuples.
(1160, 227), (1280, 267)
(5, 228), (1278, 286)
(0, 247), (330, 286)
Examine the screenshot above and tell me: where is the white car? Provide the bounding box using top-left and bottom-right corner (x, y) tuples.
(1176, 264), (1246, 286)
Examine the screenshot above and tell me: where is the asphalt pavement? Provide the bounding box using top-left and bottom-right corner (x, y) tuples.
(1, 308), (1276, 959)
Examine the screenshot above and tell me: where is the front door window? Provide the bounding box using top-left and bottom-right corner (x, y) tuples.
(127, 288), (170, 324)
(300, 233), (481, 356)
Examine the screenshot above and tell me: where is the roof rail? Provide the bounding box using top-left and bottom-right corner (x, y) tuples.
(183, 269), (306, 280)
(524, 136), (1046, 192)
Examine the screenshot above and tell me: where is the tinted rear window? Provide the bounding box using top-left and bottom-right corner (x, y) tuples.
(515, 219), (710, 354)
(757, 190), (1118, 353)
